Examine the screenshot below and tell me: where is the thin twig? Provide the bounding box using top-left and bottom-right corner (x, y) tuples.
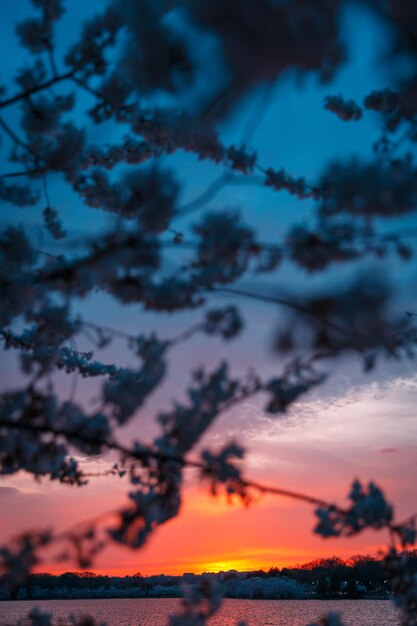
(178, 171), (233, 215)
(0, 115), (39, 160)
(0, 70), (76, 110)
(240, 81), (275, 146)
(211, 286), (353, 338)
(42, 173), (51, 209)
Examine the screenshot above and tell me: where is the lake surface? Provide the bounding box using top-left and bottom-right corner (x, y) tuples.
(0, 598), (401, 625)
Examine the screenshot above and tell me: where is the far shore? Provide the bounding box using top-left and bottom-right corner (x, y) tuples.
(0, 594), (392, 602)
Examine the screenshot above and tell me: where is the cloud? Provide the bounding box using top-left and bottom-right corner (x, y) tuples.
(0, 486), (21, 497)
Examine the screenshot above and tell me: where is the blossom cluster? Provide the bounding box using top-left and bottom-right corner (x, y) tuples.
(314, 480), (393, 538)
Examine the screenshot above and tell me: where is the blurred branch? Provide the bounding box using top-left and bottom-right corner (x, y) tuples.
(0, 115), (39, 160)
(0, 70), (76, 110)
(212, 286), (353, 337)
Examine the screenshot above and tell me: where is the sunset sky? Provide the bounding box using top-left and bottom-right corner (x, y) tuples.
(1, 0), (417, 577)
(1, 358), (417, 576)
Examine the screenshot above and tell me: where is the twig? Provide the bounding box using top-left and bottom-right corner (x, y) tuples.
(211, 286), (353, 338)
(240, 81), (275, 146)
(178, 171), (233, 215)
(0, 115), (39, 160)
(0, 70), (76, 110)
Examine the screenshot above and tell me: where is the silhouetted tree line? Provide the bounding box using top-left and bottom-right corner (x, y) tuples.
(3, 552), (416, 601)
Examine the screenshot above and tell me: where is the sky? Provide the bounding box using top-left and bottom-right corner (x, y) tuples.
(0, 0), (417, 576)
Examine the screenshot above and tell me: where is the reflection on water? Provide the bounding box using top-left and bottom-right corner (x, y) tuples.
(0, 598), (400, 626)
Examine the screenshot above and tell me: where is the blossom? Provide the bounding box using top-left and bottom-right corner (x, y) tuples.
(324, 95), (362, 121)
(314, 480), (393, 538)
(203, 306), (243, 339)
(319, 157), (417, 218)
(43, 207), (66, 239)
(169, 578), (223, 626)
(201, 442), (246, 499)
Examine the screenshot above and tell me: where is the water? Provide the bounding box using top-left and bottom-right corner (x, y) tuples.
(0, 598), (400, 625)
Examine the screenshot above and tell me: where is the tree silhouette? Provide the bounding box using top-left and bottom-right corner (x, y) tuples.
(1, 0), (417, 624)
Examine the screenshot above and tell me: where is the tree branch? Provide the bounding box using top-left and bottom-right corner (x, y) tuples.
(0, 70), (76, 110)
(211, 286), (353, 337)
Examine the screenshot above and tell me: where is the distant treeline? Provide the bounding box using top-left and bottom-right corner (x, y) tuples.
(2, 552), (417, 601)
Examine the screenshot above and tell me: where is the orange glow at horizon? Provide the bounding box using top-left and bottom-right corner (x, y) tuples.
(2, 378), (416, 579)
(29, 487), (390, 578)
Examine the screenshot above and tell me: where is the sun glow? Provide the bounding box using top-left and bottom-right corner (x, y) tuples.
(194, 558), (264, 574)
